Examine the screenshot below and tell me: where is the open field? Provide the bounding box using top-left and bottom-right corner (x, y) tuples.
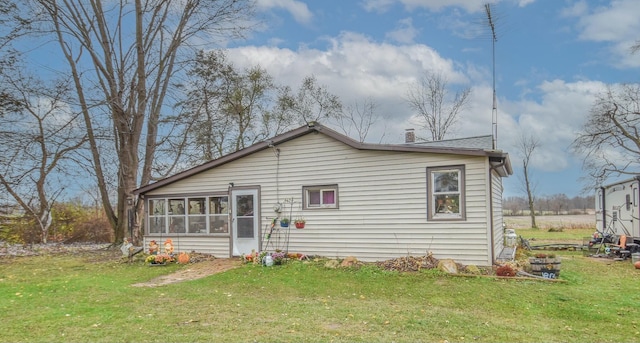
(505, 215), (597, 247)
(505, 214), (596, 230)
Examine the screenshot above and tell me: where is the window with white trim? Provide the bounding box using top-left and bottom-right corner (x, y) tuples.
(146, 195), (228, 235)
(427, 166), (465, 220)
(303, 185), (339, 209)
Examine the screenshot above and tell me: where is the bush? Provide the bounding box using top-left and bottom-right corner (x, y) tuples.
(0, 203), (112, 244)
(0, 215), (40, 244)
(496, 264), (517, 277)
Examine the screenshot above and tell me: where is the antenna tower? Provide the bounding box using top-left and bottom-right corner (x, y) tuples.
(485, 3), (498, 150)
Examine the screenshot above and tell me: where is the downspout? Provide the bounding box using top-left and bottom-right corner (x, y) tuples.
(489, 160), (507, 264)
(599, 186), (605, 232)
(634, 176), (640, 238)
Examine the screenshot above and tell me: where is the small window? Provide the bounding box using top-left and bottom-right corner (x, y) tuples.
(427, 166), (465, 220)
(303, 185), (339, 209)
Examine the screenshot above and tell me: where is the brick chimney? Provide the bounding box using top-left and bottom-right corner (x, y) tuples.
(405, 128), (415, 143)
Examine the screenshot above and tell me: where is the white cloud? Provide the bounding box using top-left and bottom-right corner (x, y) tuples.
(568, 0), (640, 68)
(361, 0), (484, 13)
(227, 31), (611, 182)
(256, 0), (313, 24)
(362, 0), (536, 14)
(385, 17), (419, 44)
(499, 80), (606, 172)
(575, 0), (640, 42)
(560, 0), (588, 17)
(517, 0), (535, 7)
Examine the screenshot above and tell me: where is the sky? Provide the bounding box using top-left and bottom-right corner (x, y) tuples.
(220, 0), (640, 199)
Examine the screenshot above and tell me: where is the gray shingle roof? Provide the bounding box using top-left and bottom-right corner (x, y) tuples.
(413, 135), (494, 150)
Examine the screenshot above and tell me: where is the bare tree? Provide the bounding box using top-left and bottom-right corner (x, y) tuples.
(0, 69), (86, 243)
(405, 71), (471, 141)
(548, 193), (570, 215)
(13, 0), (255, 244)
(177, 49), (294, 164)
(336, 97), (387, 143)
(572, 84), (640, 189)
(517, 133), (540, 228)
(279, 75), (343, 125)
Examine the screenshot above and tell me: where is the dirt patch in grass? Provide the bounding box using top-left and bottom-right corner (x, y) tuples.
(132, 258), (242, 287)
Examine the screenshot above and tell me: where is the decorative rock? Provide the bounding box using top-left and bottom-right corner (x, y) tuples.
(465, 264), (481, 275)
(340, 256), (358, 267)
(437, 259), (459, 274)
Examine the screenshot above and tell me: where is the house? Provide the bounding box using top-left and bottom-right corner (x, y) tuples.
(134, 123), (513, 266)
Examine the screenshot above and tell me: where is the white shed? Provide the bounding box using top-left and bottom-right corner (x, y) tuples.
(134, 123), (513, 266)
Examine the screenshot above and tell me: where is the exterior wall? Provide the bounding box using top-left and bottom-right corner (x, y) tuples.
(143, 133), (496, 265)
(144, 235), (230, 257)
(596, 177), (640, 238)
(490, 170), (505, 263)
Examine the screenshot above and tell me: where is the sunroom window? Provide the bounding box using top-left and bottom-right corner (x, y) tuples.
(427, 166), (465, 220)
(147, 195), (228, 235)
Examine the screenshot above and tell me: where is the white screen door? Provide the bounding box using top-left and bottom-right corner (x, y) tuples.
(231, 189), (259, 256)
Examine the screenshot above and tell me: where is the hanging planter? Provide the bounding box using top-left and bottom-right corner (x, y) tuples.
(280, 218), (290, 228)
(294, 217), (305, 229)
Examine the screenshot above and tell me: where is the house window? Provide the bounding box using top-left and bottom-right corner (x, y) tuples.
(147, 195), (229, 235)
(168, 198), (186, 233)
(149, 199), (166, 234)
(187, 197), (206, 233)
(209, 196), (229, 233)
(303, 185), (339, 209)
(427, 166), (465, 220)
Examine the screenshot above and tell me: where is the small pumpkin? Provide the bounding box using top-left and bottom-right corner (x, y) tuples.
(177, 252), (190, 264)
(634, 260), (640, 269)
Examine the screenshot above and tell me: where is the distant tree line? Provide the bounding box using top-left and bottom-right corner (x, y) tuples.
(503, 194), (595, 216)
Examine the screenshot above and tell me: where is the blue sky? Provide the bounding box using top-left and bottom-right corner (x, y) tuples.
(221, 0), (640, 198)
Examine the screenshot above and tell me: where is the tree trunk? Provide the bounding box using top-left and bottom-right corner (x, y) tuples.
(524, 167), (537, 229)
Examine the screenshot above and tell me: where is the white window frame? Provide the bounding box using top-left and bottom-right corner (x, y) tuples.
(303, 185), (339, 210)
(427, 165), (465, 221)
(146, 194), (229, 235)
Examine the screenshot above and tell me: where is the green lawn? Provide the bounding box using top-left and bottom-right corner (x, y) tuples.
(1, 241), (639, 342)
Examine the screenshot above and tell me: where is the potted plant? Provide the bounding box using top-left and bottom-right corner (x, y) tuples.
(280, 217), (290, 228)
(271, 251), (287, 265)
(146, 253), (174, 266)
(294, 217), (306, 229)
(528, 253), (561, 279)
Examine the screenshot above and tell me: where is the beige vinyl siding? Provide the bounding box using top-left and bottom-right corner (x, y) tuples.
(143, 235), (230, 258)
(145, 133), (497, 265)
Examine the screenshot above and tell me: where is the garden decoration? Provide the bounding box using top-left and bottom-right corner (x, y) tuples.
(163, 239), (174, 255)
(148, 240), (158, 255)
(177, 252), (190, 264)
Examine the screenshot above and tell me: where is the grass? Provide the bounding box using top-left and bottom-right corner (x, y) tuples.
(1, 220), (639, 342)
